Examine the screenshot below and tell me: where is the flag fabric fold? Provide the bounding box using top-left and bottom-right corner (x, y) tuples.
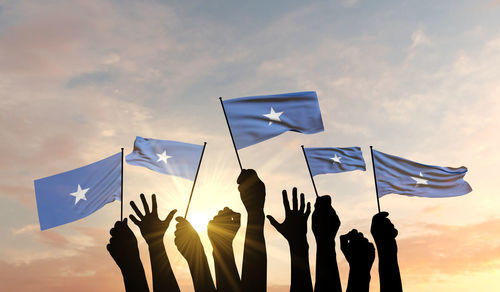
(34, 152), (122, 230)
(126, 136), (203, 181)
(372, 149), (472, 198)
(222, 91), (324, 149)
(304, 146), (366, 176)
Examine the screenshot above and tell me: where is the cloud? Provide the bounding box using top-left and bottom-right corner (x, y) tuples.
(66, 71), (116, 88)
(398, 218), (500, 279)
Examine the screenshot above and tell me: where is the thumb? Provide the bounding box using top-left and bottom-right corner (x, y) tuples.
(339, 234), (349, 254)
(164, 209), (177, 224)
(266, 215), (281, 231)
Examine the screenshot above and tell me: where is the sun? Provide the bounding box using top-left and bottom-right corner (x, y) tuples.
(187, 212), (210, 232)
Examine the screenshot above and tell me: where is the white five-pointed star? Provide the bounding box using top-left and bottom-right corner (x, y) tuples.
(263, 107), (283, 125)
(331, 154), (342, 164)
(411, 172), (428, 186)
(70, 184), (89, 205)
(156, 150), (172, 164)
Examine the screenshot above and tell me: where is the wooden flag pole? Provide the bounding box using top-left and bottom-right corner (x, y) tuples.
(301, 145), (319, 197)
(370, 146), (381, 213)
(120, 147), (124, 221)
(219, 97), (243, 170)
(184, 142), (207, 219)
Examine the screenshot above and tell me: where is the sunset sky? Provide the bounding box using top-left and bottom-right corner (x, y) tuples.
(1, 0), (500, 291)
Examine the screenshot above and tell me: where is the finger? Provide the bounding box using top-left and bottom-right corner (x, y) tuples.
(123, 218), (128, 225)
(266, 215), (281, 231)
(175, 216), (184, 223)
(374, 211), (389, 220)
(109, 227), (116, 236)
(237, 169), (257, 184)
(106, 243), (111, 252)
(129, 214), (140, 226)
(233, 212), (241, 225)
(299, 193), (305, 213)
(339, 234), (349, 252)
(348, 229), (358, 237)
(130, 201), (144, 218)
(304, 202), (311, 218)
(282, 190), (290, 213)
(151, 194), (158, 214)
(164, 209), (177, 225)
(292, 187), (298, 211)
(140, 193), (150, 214)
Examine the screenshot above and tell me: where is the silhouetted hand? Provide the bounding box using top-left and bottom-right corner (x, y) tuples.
(238, 169), (267, 292)
(312, 195), (340, 242)
(107, 219), (149, 292)
(174, 217), (203, 260)
(237, 169), (265, 214)
(107, 219), (140, 271)
(208, 207), (241, 247)
(268, 187), (313, 292)
(312, 195), (342, 292)
(208, 207), (242, 292)
(371, 212), (403, 292)
(129, 193), (176, 245)
(371, 211), (398, 252)
(267, 187), (311, 245)
(175, 217), (216, 292)
(340, 229), (375, 273)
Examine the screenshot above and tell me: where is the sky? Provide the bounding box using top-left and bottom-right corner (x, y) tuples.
(1, 0), (500, 291)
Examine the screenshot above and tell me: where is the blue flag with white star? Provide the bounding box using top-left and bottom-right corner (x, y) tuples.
(34, 152), (122, 230)
(372, 149), (472, 198)
(222, 91), (324, 149)
(304, 147), (366, 176)
(125, 136), (203, 181)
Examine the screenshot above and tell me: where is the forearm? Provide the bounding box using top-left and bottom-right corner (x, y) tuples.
(148, 240), (180, 292)
(315, 240), (341, 292)
(346, 267), (371, 292)
(213, 244), (241, 292)
(377, 244), (402, 292)
(187, 251), (216, 292)
(121, 259), (150, 292)
(241, 211), (266, 292)
(289, 241), (313, 292)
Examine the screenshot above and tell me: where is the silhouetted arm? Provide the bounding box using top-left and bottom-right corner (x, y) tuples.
(208, 207), (242, 292)
(237, 169), (267, 292)
(174, 217), (216, 292)
(129, 194), (179, 292)
(340, 229), (375, 292)
(371, 212), (403, 292)
(312, 195), (342, 292)
(107, 219), (149, 292)
(267, 187), (313, 292)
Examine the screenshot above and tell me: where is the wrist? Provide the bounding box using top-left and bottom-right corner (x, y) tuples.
(247, 209), (265, 218)
(289, 238), (309, 252)
(146, 237), (165, 247)
(349, 265), (373, 277)
(211, 241), (234, 252)
(375, 240), (398, 254)
(315, 236), (336, 247)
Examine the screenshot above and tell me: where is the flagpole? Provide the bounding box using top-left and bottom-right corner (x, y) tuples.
(184, 142), (207, 219)
(219, 97), (243, 170)
(301, 145), (319, 197)
(120, 147), (124, 221)
(370, 146), (381, 213)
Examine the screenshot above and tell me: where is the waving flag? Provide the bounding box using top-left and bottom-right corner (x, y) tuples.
(34, 152), (122, 230)
(372, 149), (472, 198)
(222, 91), (324, 149)
(304, 147), (366, 176)
(126, 136), (204, 181)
